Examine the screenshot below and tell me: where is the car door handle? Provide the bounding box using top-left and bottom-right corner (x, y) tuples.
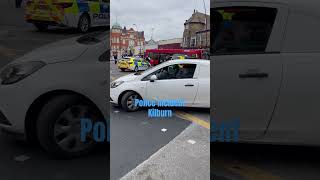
(185, 84), (194, 87)
(239, 72), (269, 79)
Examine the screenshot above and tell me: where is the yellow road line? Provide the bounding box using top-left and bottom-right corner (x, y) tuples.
(176, 111), (282, 179)
(214, 160), (283, 180)
(175, 111), (210, 129)
(0, 46), (22, 57)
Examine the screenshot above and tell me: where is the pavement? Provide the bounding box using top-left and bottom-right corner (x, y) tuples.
(121, 123), (210, 180)
(110, 61), (210, 180)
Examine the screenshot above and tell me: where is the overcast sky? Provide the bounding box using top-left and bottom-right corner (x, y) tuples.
(111, 0), (210, 41)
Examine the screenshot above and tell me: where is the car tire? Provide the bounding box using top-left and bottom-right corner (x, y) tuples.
(134, 66), (139, 72)
(34, 23), (48, 31)
(120, 68), (126, 72)
(37, 95), (103, 158)
(78, 14), (90, 33)
(121, 91), (141, 112)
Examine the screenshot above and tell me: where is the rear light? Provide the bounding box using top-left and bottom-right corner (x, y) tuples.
(53, 2), (73, 9)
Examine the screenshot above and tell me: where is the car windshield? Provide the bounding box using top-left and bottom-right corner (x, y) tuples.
(77, 31), (108, 45)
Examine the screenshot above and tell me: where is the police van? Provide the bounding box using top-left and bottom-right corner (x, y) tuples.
(25, 0), (109, 33)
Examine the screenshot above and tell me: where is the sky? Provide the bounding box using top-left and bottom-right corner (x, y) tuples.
(111, 0), (210, 41)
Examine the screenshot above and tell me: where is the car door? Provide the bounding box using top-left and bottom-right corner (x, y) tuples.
(139, 59), (147, 70)
(211, 3), (288, 140)
(144, 63), (199, 106)
(85, 0), (98, 26)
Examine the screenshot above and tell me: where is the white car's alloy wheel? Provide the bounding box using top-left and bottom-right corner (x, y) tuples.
(54, 105), (94, 153)
(37, 95), (103, 158)
(121, 92), (140, 112)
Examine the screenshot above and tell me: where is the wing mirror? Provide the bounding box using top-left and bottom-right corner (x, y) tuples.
(150, 75), (157, 82)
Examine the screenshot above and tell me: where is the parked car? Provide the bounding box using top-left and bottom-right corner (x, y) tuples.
(0, 31), (109, 157)
(25, 0), (110, 33)
(117, 57), (150, 72)
(211, 0), (320, 145)
(110, 59), (210, 111)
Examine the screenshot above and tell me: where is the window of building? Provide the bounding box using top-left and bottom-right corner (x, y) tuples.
(190, 37), (196, 47)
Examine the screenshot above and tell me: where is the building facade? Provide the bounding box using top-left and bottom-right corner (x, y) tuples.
(158, 38), (182, 49)
(182, 10), (210, 49)
(145, 39), (158, 50)
(111, 22), (145, 58)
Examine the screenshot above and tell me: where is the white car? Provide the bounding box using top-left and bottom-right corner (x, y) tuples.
(0, 31), (109, 157)
(212, 0), (320, 145)
(110, 60), (210, 111)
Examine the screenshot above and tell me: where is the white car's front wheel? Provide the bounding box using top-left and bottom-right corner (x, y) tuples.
(121, 92), (141, 112)
(37, 95), (103, 158)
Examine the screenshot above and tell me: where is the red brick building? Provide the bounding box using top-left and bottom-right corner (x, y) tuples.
(111, 22), (145, 58)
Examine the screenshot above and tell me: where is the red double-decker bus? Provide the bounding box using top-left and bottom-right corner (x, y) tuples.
(145, 49), (206, 66)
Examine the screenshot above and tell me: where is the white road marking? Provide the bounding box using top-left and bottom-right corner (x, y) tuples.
(161, 128), (167, 132)
(14, 155), (30, 162)
(187, 139), (196, 145)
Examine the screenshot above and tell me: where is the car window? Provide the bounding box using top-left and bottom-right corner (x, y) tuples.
(211, 7), (277, 55)
(142, 64), (197, 81)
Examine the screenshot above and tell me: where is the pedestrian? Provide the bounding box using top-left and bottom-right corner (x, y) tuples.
(114, 54), (118, 64)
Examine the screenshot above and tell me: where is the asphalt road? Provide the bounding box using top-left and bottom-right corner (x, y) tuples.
(212, 143), (320, 180)
(0, 134), (109, 180)
(109, 62), (210, 179)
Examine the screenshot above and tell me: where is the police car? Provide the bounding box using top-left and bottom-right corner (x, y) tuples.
(25, 0), (109, 33)
(118, 57), (150, 72)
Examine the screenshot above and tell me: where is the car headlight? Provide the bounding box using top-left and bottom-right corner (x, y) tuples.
(0, 61), (46, 85)
(111, 81), (124, 88)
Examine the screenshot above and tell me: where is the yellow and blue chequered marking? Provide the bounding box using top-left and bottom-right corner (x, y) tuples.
(76, 0), (109, 13)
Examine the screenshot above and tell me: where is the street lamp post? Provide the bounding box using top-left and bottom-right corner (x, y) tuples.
(133, 24), (142, 56)
(202, 0), (208, 49)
